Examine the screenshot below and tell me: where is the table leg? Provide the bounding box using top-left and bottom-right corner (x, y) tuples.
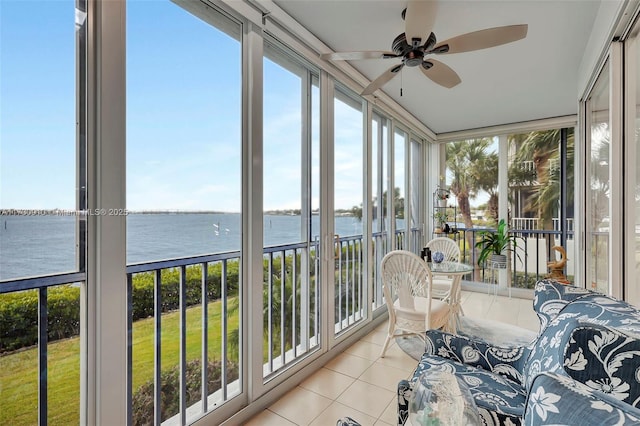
(447, 275), (463, 333)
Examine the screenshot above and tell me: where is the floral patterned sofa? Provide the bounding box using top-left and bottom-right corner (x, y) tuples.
(396, 279), (640, 425)
(523, 371), (640, 425)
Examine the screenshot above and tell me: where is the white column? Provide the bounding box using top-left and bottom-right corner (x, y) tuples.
(84, 0), (127, 423)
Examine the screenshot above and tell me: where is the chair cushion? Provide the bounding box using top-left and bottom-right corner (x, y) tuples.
(412, 355), (527, 419)
(394, 297), (451, 332)
(415, 297), (451, 327)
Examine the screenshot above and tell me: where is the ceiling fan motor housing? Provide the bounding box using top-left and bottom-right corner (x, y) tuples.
(392, 32), (437, 67)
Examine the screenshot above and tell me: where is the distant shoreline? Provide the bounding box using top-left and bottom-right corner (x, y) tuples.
(0, 208), (355, 217)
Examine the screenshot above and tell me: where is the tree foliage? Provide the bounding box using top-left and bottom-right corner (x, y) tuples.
(508, 128), (575, 231)
(351, 187), (403, 221)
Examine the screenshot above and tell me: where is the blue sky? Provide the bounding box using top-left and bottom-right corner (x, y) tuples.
(1, 1), (77, 210)
(1, 0), (365, 212)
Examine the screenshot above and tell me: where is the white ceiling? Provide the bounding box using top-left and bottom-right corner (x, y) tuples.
(273, 0), (602, 135)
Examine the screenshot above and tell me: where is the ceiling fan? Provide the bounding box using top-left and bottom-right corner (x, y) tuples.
(320, 1), (528, 96)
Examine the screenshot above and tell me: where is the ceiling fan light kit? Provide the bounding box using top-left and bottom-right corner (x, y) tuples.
(320, 1), (528, 96)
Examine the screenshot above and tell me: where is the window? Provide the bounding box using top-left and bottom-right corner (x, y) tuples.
(586, 62), (611, 294)
(126, 2), (242, 421)
(409, 138), (424, 253)
(507, 128), (575, 288)
(333, 87), (365, 334)
(0, 0), (87, 423)
(446, 138), (497, 281)
(262, 42), (320, 377)
(0, 1), (80, 279)
(371, 113), (390, 310)
(394, 128), (407, 248)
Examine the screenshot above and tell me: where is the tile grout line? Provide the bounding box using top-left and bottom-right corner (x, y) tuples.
(252, 293), (535, 425)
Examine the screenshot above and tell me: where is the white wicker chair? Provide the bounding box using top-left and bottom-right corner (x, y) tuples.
(380, 250), (451, 358)
(425, 237), (461, 301)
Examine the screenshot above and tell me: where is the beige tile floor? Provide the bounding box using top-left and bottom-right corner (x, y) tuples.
(244, 291), (539, 426)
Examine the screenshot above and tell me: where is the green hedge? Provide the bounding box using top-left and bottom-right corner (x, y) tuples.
(0, 251), (324, 354)
(131, 358), (238, 426)
(0, 261), (240, 354)
(130, 262), (239, 321)
(0, 286), (80, 353)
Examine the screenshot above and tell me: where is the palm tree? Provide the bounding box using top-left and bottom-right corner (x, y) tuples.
(508, 129), (575, 262)
(509, 129), (574, 230)
(227, 251), (319, 364)
(446, 139), (498, 278)
(446, 139), (497, 228)
(589, 124), (610, 224)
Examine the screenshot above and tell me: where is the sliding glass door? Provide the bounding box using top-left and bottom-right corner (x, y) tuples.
(262, 42), (321, 378)
(333, 87), (366, 334)
(585, 61), (611, 294)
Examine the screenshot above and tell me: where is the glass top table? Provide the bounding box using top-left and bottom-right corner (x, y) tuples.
(426, 261), (474, 274)
(426, 261), (474, 332)
(409, 371), (482, 425)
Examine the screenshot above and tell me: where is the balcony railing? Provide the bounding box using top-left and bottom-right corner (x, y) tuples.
(263, 242), (320, 377)
(0, 271), (85, 425)
(452, 226), (576, 288)
(1, 224), (580, 425)
(511, 217), (574, 232)
(334, 235), (365, 334)
(125, 251), (243, 425)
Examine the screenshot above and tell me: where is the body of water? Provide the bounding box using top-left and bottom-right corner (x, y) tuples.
(0, 213), (381, 281)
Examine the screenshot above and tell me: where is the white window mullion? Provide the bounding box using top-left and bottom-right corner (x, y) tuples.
(299, 70), (311, 352)
(320, 72), (335, 350)
(498, 134), (509, 290)
(575, 102), (586, 289)
(242, 22), (265, 400)
(610, 41), (624, 298)
(362, 101), (373, 323)
(624, 31), (640, 304)
(404, 134), (411, 251)
(388, 122), (396, 250)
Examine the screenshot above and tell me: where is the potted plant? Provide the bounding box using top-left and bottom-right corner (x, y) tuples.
(434, 186), (450, 208)
(475, 219), (523, 268)
(433, 210), (449, 233)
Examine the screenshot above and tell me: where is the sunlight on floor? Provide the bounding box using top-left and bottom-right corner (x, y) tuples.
(242, 291), (539, 426)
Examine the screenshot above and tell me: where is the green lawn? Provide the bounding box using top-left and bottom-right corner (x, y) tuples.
(0, 299), (239, 426)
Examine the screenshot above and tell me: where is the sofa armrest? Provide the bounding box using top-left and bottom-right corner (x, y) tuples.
(533, 279), (593, 330)
(524, 372), (640, 425)
(562, 323), (640, 408)
(425, 329), (531, 385)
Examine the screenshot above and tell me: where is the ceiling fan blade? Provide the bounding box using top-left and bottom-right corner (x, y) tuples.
(420, 59), (461, 88)
(430, 24), (528, 54)
(361, 64), (404, 96)
(321, 51), (398, 61)
(405, 0), (437, 47)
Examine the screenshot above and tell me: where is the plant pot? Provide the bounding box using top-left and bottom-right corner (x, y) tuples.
(438, 199), (447, 208)
(490, 254), (507, 269)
